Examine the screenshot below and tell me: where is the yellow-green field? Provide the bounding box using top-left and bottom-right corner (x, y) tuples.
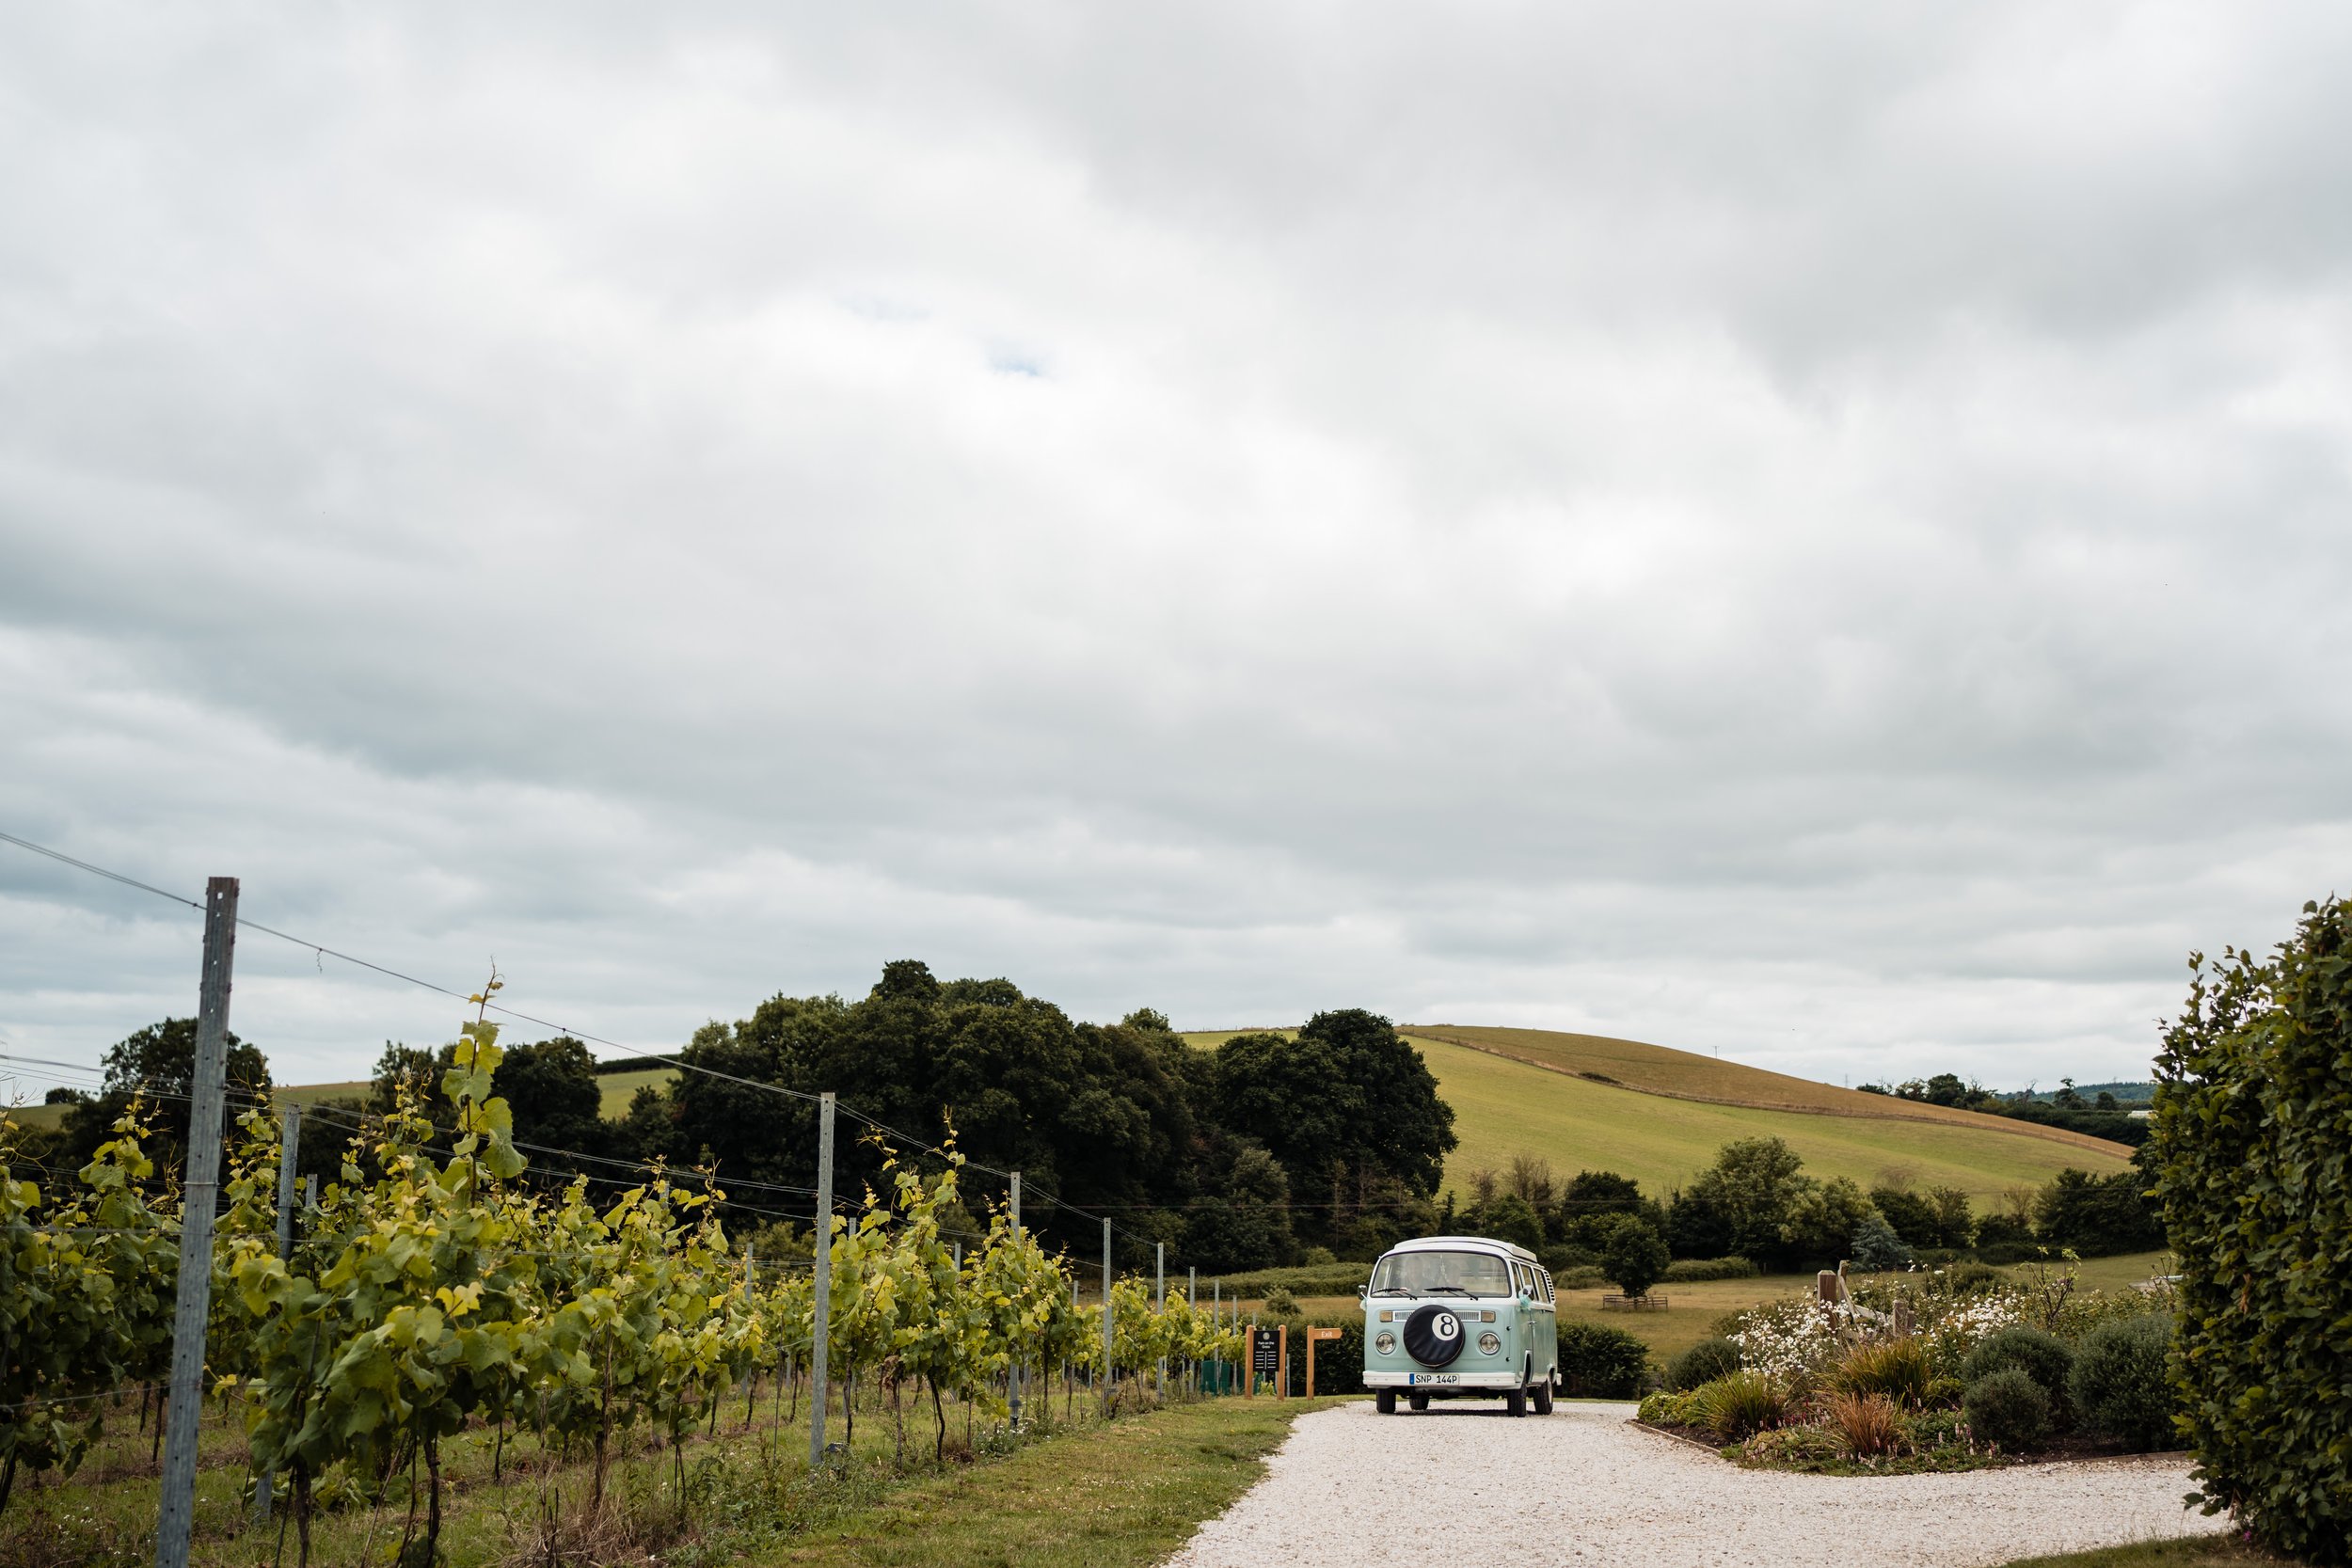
(597, 1066), (675, 1116)
(1182, 1026), (2132, 1204)
(1409, 1031), (2130, 1201)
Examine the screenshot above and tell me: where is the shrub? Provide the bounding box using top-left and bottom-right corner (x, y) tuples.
(1831, 1337), (1931, 1408)
(1934, 1261), (2005, 1295)
(1693, 1371), (1787, 1440)
(2153, 899), (2352, 1564)
(1666, 1337), (1742, 1392)
(1602, 1216), (1671, 1299)
(1538, 1244), (1597, 1276)
(1636, 1388), (1701, 1427)
(1826, 1391), (1904, 1457)
(1209, 1262), (1370, 1298)
(1736, 1423), (1845, 1465)
(1964, 1369), (2051, 1451)
(1661, 1257), (1759, 1283)
(2070, 1313), (2175, 1452)
(1926, 1376), (1966, 1407)
(1850, 1210), (1913, 1272)
(1962, 1327), (2074, 1425)
(1262, 1287), (1301, 1319)
(1553, 1264), (1606, 1290)
(1554, 1320), (1652, 1398)
(1279, 1318), (1363, 1395)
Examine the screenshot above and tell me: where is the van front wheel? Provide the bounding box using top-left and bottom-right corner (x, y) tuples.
(1375, 1390), (1397, 1415)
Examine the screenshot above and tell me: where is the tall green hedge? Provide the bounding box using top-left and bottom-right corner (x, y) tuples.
(2152, 896), (2352, 1566)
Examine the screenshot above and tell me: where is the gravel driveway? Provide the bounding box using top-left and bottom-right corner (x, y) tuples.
(1166, 1401), (2227, 1568)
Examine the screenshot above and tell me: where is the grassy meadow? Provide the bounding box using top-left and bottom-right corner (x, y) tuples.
(1182, 1025), (2132, 1204)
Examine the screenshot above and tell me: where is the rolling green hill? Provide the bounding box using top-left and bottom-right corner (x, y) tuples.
(1184, 1024), (2133, 1202)
(27, 1022), (2125, 1210)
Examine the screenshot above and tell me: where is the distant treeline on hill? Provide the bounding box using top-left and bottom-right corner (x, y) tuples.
(25, 997), (2168, 1281)
(1853, 1071), (2152, 1145)
(1434, 1133), (2162, 1291)
(24, 963), (1464, 1274)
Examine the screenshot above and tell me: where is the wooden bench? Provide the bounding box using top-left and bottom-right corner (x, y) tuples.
(1599, 1293), (1668, 1311)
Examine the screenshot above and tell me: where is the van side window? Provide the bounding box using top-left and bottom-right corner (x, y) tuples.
(1538, 1268), (1554, 1304)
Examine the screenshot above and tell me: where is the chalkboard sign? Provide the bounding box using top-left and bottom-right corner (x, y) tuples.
(1251, 1328), (1280, 1379)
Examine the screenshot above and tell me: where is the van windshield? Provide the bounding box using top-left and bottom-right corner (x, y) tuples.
(1369, 1250), (1513, 1298)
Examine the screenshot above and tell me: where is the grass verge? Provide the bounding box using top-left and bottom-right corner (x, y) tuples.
(1994, 1537), (2288, 1568)
(0, 1388), (1340, 1568)
(756, 1396), (1346, 1567)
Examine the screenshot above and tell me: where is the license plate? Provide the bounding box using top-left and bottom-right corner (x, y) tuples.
(1407, 1373), (1459, 1386)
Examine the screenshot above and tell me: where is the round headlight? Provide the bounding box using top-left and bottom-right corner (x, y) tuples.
(1477, 1332), (1502, 1354)
(1375, 1332), (1396, 1354)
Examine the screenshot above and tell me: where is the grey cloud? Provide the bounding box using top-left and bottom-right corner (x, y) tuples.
(2, 3), (2347, 1096)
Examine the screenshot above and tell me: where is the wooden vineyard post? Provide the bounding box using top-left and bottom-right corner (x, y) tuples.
(155, 876), (238, 1568)
(1276, 1325), (1289, 1398)
(1304, 1326), (1342, 1399)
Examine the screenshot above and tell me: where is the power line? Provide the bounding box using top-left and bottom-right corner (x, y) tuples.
(2, 831), (1185, 1266)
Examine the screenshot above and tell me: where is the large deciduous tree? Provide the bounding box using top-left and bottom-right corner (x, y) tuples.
(1212, 1010), (1455, 1236)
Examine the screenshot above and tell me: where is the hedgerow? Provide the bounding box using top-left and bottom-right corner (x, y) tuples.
(2153, 895), (2352, 1565)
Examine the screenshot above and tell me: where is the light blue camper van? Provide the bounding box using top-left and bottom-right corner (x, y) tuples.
(1362, 1235), (1557, 1416)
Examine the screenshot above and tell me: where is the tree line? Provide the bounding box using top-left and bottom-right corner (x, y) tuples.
(1438, 1133), (2164, 1296)
(30, 962), (1459, 1274)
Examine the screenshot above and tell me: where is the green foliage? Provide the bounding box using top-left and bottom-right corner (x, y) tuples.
(2034, 1168), (2166, 1257)
(0, 1106), (177, 1511)
(1779, 1176), (1876, 1270)
(1661, 1256), (1758, 1282)
(1850, 1209), (1914, 1272)
(1216, 1009), (1457, 1219)
(1202, 1261), (1368, 1298)
(1933, 1261), (2005, 1295)
(1677, 1136), (1809, 1264)
(2154, 897), (2352, 1565)
(1962, 1327), (2075, 1426)
(54, 1017), (273, 1178)
(2069, 1314), (2175, 1453)
(1474, 1191), (1544, 1253)
(1664, 1337), (1741, 1392)
(1692, 1370), (1786, 1439)
(1636, 1387), (1702, 1426)
(1831, 1337), (1931, 1408)
(1554, 1321), (1651, 1398)
(1963, 1368), (2051, 1451)
(1600, 1216), (1670, 1299)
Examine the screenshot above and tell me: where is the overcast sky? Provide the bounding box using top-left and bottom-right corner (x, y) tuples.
(4, 3), (2347, 1100)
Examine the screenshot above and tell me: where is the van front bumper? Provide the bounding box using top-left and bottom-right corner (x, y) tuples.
(1364, 1370), (1524, 1389)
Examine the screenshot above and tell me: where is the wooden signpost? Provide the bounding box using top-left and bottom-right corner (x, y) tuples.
(1303, 1326), (1343, 1398)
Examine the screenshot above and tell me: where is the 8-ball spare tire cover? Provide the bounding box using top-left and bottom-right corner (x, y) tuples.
(1403, 1304), (1466, 1367)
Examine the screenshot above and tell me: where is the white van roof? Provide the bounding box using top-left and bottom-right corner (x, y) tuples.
(1383, 1235), (1540, 1264)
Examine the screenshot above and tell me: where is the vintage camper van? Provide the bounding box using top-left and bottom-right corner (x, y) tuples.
(1361, 1235), (1557, 1416)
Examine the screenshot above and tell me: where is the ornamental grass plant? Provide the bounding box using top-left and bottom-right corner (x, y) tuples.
(1824, 1391), (1905, 1458)
(1692, 1371), (1787, 1441)
(1831, 1337), (1931, 1408)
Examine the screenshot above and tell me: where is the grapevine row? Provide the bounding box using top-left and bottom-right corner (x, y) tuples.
(0, 1010), (1245, 1564)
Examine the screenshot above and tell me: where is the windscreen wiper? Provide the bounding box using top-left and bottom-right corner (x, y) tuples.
(1422, 1285), (1476, 1297)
